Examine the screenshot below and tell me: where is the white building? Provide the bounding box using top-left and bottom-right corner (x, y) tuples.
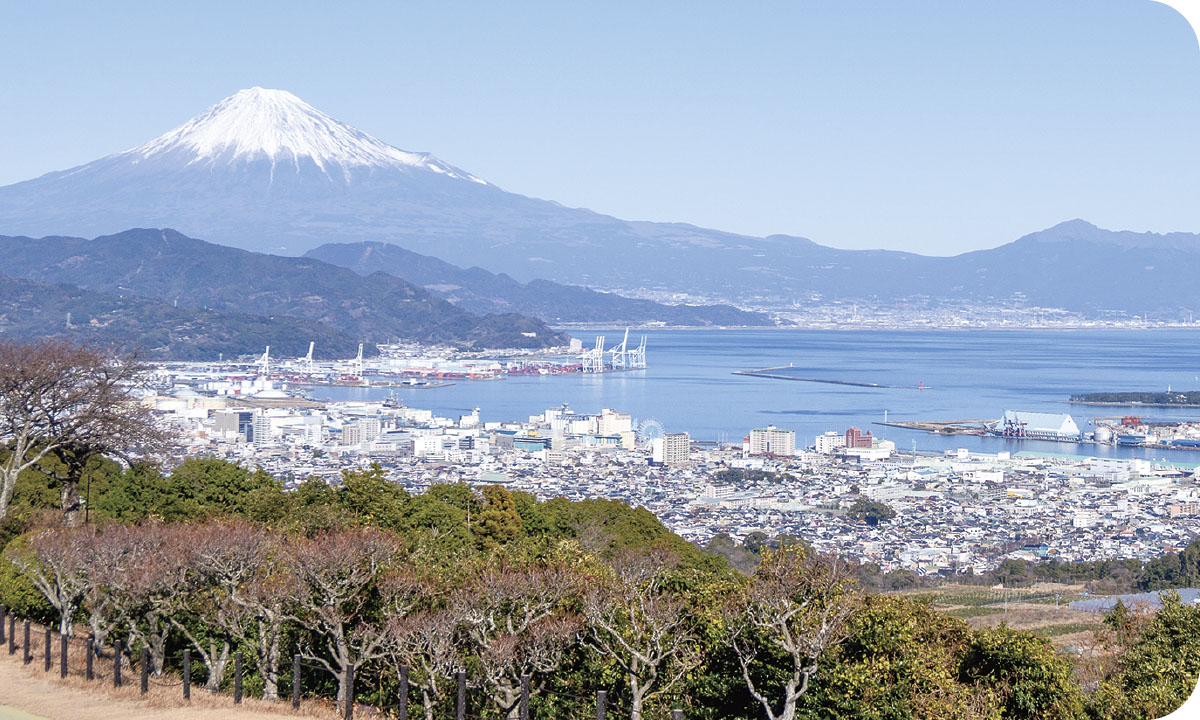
(654, 432), (690, 465)
(704, 483), (736, 499)
(815, 431), (846, 455)
(252, 412), (274, 445)
(598, 408), (633, 435)
(987, 411), (1081, 441)
(749, 425), (796, 457)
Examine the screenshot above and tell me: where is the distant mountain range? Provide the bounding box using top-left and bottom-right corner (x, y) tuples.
(0, 229), (568, 354)
(1, 88), (1198, 315)
(304, 241), (769, 326)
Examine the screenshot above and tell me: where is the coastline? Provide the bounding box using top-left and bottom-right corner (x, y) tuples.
(552, 323), (1200, 332)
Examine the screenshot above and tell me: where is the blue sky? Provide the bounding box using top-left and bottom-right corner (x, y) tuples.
(1, 1), (1198, 255)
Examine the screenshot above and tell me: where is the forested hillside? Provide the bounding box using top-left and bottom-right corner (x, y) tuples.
(2, 456), (1197, 720)
(0, 273), (364, 359)
(0, 229), (568, 350)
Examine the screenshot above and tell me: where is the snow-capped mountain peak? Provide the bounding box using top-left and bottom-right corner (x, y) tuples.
(123, 87), (485, 183)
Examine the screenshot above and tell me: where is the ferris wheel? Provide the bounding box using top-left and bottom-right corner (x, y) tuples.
(636, 418), (666, 445)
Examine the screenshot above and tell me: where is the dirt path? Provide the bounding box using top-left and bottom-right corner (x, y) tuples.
(0, 649), (331, 720)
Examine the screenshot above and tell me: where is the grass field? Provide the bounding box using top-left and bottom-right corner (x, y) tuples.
(900, 582), (1105, 646)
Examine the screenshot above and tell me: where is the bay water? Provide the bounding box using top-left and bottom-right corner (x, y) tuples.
(309, 328), (1200, 461)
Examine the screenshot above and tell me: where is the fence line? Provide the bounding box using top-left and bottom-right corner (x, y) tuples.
(0, 607), (687, 720)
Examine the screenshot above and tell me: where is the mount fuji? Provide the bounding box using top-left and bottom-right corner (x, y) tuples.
(4, 88), (1200, 315)
(0, 87), (837, 296)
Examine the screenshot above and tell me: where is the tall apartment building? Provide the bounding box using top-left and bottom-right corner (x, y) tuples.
(252, 412), (273, 445)
(343, 417), (382, 446)
(749, 425), (795, 457)
(656, 432), (690, 465)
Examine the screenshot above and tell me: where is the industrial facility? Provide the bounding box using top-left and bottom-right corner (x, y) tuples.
(581, 328), (648, 373)
(986, 411), (1082, 441)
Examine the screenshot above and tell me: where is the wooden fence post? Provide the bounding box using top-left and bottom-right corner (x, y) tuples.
(456, 671), (466, 720)
(398, 665), (409, 720)
(344, 665), (354, 720)
(7, 614), (13, 655)
(86, 637), (94, 681)
(292, 654), (301, 709)
(60, 633), (67, 677)
(140, 648), (149, 694)
(234, 651), (243, 703)
(519, 674), (530, 720)
(0, 607), (5, 644)
(596, 690), (607, 720)
(23, 620), (30, 664)
(43, 626), (51, 671)
(113, 646), (121, 688)
(183, 648), (191, 700)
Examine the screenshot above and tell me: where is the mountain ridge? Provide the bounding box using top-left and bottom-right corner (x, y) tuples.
(2, 89), (1200, 314)
(0, 272), (365, 360)
(304, 241), (772, 326)
(0, 229), (569, 349)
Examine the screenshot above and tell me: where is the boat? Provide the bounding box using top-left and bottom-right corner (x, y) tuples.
(1116, 433), (1148, 446)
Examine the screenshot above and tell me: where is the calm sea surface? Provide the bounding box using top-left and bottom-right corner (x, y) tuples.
(309, 329), (1200, 461)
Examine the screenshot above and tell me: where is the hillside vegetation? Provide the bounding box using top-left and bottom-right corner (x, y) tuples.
(2, 456), (1197, 720)
(0, 273), (363, 359)
(0, 229), (568, 351)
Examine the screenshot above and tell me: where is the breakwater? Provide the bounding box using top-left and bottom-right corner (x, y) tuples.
(734, 366), (928, 389)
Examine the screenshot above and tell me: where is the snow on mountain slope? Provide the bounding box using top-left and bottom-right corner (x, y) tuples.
(0, 86), (663, 268)
(119, 87), (485, 183)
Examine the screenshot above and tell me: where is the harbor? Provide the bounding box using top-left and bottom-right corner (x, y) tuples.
(878, 409), (1200, 453)
(159, 331), (651, 396)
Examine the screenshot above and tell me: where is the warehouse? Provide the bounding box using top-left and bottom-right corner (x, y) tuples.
(987, 411), (1081, 441)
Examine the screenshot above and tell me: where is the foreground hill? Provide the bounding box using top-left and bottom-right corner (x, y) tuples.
(4, 460), (1197, 720)
(0, 273), (363, 360)
(0, 229), (568, 350)
(305, 240), (772, 325)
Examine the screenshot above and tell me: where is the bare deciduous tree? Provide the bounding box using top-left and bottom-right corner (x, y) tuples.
(5, 525), (93, 635)
(478, 614), (582, 719)
(456, 564), (581, 718)
(77, 525), (129, 653)
(0, 340), (168, 526)
(170, 522), (265, 692)
(386, 609), (463, 720)
(726, 547), (860, 720)
(222, 532), (298, 701)
(288, 528), (410, 711)
(583, 550), (702, 720)
(88, 523), (184, 674)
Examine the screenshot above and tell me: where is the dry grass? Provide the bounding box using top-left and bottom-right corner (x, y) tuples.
(945, 602), (1103, 649)
(0, 620), (339, 720)
(900, 586), (1106, 650)
(958, 602), (1099, 630)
